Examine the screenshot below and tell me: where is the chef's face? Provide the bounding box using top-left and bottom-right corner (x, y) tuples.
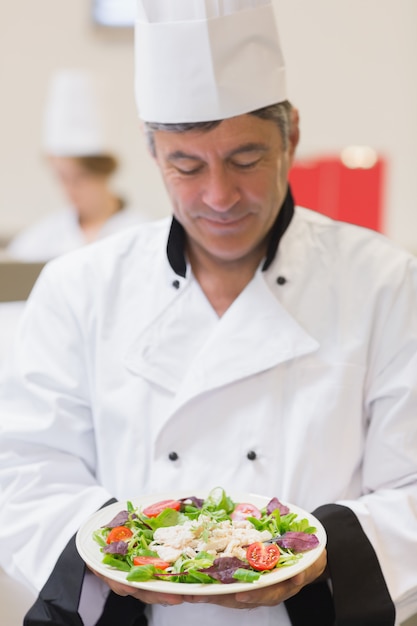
(153, 113), (297, 269)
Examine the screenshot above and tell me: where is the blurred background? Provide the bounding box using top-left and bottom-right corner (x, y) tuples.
(0, 0), (416, 252)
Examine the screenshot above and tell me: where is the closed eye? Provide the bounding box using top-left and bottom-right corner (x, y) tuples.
(175, 164), (204, 175)
(166, 150), (204, 176)
(231, 158), (262, 169)
(227, 144), (267, 170)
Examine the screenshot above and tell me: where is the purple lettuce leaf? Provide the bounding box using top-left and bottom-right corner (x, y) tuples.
(274, 531), (319, 552)
(102, 541), (129, 555)
(102, 510), (138, 528)
(179, 496), (205, 509)
(267, 497), (290, 516)
(198, 556), (250, 584)
(102, 510), (130, 528)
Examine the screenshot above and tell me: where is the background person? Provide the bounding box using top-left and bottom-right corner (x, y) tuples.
(0, 2), (416, 626)
(7, 68), (148, 262)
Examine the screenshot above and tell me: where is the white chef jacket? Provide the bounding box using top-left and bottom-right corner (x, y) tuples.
(0, 206), (416, 625)
(6, 204), (149, 262)
(0, 301), (26, 376)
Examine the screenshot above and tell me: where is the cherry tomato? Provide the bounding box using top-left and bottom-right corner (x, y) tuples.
(106, 526), (133, 544)
(231, 502), (262, 521)
(142, 499), (181, 518)
(133, 556), (171, 570)
(246, 542), (281, 571)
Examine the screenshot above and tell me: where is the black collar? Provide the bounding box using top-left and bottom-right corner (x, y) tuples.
(166, 185), (295, 277)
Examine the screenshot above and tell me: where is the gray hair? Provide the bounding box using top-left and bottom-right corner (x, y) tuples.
(144, 101), (293, 157)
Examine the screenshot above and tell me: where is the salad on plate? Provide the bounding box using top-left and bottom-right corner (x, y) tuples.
(90, 487), (322, 586)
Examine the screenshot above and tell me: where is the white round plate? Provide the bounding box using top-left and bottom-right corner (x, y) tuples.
(76, 491), (326, 596)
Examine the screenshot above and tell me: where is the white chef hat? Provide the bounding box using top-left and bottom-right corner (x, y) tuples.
(134, 0), (287, 123)
(42, 69), (112, 156)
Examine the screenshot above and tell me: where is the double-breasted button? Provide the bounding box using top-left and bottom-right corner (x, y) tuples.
(168, 451), (179, 461)
(276, 276), (287, 285)
(247, 450), (257, 461)
(172, 280), (180, 289)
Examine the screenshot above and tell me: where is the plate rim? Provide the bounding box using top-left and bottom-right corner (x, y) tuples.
(76, 490), (327, 596)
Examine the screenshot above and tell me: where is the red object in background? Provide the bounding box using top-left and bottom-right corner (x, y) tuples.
(288, 155), (386, 232)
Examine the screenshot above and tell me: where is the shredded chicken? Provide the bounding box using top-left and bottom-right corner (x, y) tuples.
(150, 514), (272, 563)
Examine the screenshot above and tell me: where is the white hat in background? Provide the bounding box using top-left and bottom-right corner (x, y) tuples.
(134, 0), (287, 123)
(42, 69), (112, 156)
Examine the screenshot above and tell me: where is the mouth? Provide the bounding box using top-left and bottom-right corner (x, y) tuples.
(199, 214), (251, 228)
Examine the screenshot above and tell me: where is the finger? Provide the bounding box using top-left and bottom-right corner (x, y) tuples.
(89, 568), (184, 605)
(130, 590), (184, 606)
(183, 594), (251, 609)
(236, 553), (327, 607)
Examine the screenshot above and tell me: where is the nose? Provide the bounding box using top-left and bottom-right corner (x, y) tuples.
(201, 166), (240, 213)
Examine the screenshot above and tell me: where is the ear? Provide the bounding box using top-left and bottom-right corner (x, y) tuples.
(288, 107), (300, 165)
(139, 120), (158, 161)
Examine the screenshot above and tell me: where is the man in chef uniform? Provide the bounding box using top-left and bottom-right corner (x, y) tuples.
(0, 1), (416, 625)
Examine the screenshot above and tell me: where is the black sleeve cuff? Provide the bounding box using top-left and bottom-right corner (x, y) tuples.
(24, 498), (147, 626)
(24, 531), (85, 626)
(285, 503), (395, 626)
